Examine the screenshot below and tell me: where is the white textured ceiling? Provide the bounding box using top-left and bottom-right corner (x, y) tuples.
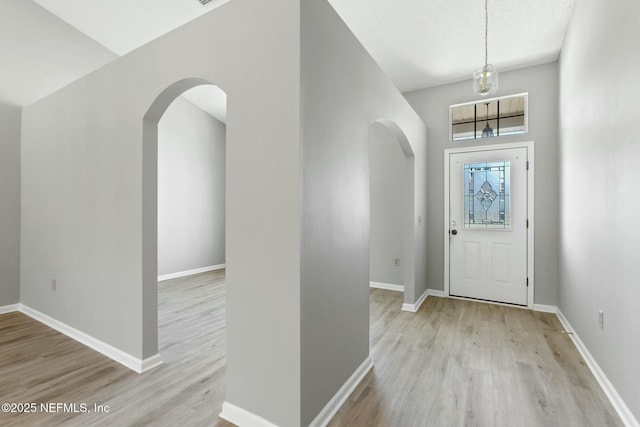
(29, 0), (231, 120)
(328, 0), (575, 92)
(31, 0), (232, 56)
(28, 0), (576, 92)
(1, 0), (575, 110)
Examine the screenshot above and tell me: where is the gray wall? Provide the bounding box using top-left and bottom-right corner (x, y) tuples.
(301, 1), (427, 424)
(19, 0), (427, 424)
(404, 62), (560, 305)
(0, 102), (20, 306)
(369, 122), (406, 286)
(21, 1), (302, 425)
(158, 96), (225, 276)
(559, 0), (640, 421)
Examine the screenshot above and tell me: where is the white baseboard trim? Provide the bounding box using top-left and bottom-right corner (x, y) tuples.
(402, 289), (429, 313)
(140, 354), (164, 373)
(219, 402), (279, 427)
(0, 304), (19, 315)
(18, 304), (162, 374)
(219, 357), (374, 427)
(158, 263), (226, 282)
(556, 309), (639, 427)
(309, 356), (374, 427)
(427, 289), (446, 297)
(369, 281), (404, 292)
(438, 293), (556, 313)
(532, 304), (557, 313)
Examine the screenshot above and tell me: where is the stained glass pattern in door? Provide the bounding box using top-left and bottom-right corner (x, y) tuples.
(464, 161), (511, 229)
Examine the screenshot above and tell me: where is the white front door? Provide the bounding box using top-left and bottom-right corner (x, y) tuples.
(448, 147), (528, 305)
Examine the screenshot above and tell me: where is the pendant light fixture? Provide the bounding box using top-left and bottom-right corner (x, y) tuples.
(473, 0), (498, 96)
(481, 103), (494, 137)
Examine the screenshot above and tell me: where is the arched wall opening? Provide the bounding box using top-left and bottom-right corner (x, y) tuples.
(157, 86), (226, 279)
(142, 78), (228, 359)
(368, 119), (416, 308)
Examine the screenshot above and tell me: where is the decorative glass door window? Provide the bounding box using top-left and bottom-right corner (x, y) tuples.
(464, 161), (511, 229)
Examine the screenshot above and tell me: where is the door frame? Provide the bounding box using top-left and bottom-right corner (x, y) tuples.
(443, 141), (535, 308)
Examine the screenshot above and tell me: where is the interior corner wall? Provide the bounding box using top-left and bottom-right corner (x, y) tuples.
(404, 62), (560, 306)
(20, 1), (302, 425)
(369, 122), (406, 287)
(559, 0), (640, 421)
(158, 96), (225, 277)
(300, 1), (427, 424)
(0, 101), (20, 306)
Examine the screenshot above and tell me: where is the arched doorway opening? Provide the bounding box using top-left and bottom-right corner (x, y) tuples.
(142, 78), (227, 367)
(156, 85), (227, 379)
(368, 119), (415, 308)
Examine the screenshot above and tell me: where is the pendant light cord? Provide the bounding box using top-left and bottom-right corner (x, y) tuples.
(484, 0), (489, 67)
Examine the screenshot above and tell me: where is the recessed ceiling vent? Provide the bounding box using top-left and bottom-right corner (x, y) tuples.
(198, 0), (214, 5)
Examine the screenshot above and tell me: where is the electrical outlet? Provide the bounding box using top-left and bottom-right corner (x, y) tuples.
(52, 279), (57, 291)
(394, 258), (400, 267)
(598, 310), (604, 329)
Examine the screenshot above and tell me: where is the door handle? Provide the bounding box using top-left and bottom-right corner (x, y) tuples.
(451, 229), (458, 235)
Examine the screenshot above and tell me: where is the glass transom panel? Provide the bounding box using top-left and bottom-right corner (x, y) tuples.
(450, 93), (528, 142)
(464, 161), (511, 229)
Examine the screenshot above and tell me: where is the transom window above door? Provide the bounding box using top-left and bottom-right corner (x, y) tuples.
(450, 93), (528, 142)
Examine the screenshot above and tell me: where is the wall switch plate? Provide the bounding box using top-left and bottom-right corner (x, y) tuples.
(394, 258), (400, 267)
(52, 279), (57, 291)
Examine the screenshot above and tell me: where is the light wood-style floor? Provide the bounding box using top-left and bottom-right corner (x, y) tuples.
(0, 272), (623, 426)
(0, 269), (232, 427)
(330, 289), (623, 427)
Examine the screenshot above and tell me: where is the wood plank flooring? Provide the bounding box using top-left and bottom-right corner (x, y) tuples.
(329, 289), (623, 427)
(0, 270), (232, 427)
(0, 274), (623, 426)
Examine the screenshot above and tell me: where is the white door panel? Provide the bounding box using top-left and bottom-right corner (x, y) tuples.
(449, 147), (528, 305)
